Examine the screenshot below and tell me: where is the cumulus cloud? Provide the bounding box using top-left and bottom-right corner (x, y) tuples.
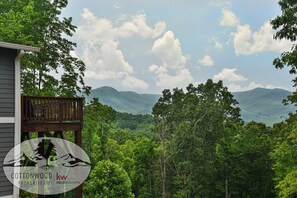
(220, 9), (239, 27)
(78, 9), (166, 41)
(227, 81), (262, 92)
(149, 31), (193, 89)
(76, 8), (167, 90)
(219, 9), (292, 55)
(85, 70), (125, 80)
(232, 21), (292, 55)
(149, 64), (168, 74)
(227, 81), (288, 92)
(117, 15), (166, 39)
(198, 55), (214, 67)
(153, 69), (193, 89)
(121, 75), (149, 89)
(213, 68), (247, 82)
(152, 31), (187, 70)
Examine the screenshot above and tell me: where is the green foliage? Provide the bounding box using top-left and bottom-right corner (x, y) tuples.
(115, 112), (154, 130)
(114, 112), (155, 139)
(230, 122), (275, 197)
(271, 0), (297, 104)
(152, 80), (243, 197)
(85, 160), (134, 198)
(82, 84), (282, 198)
(277, 170), (297, 198)
(83, 98), (116, 161)
(271, 1), (297, 196)
(83, 98), (156, 197)
(0, 0), (90, 96)
(271, 115), (297, 197)
(105, 134), (156, 197)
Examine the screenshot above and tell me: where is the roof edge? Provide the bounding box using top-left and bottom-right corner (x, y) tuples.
(0, 41), (40, 52)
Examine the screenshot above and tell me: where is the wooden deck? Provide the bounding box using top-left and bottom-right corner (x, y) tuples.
(21, 96), (83, 132)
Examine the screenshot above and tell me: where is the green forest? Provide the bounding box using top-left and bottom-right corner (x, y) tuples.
(81, 81), (295, 198)
(1, 0), (297, 197)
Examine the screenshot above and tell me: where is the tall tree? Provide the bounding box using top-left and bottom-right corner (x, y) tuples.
(229, 122), (275, 197)
(83, 98), (116, 161)
(0, 0), (91, 96)
(152, 80), (242, 197)
(271, 0), (297, 104)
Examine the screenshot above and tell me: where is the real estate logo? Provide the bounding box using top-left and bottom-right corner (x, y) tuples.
(3, 137), (91, 195)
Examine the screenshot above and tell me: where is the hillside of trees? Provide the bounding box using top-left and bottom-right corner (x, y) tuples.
(1, 0), (297, 197)
(81, 80), (281, 197)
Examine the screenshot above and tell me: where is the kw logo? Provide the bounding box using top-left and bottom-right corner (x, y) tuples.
(56, 173), (68, 180)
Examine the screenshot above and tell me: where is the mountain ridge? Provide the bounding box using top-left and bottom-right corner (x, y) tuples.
(85, 86), (296, 125)
(87, 86), (160, 114)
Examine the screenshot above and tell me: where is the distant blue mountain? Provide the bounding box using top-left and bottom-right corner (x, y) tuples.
(232, 87), (295, 125)
(85, 86), (296, 125)
(86, 86), (160, 114)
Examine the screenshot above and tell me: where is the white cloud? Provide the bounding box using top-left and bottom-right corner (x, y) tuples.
(152, 31), (187, 70)
(80, 40), (133, 76)
(230, 21), (292, 55)
(213, 68), (247, 82)
(227, 81), (262, 92)
(198, 55), (214, 67)
(218, 8), (292, 55)
(78, 9), (166, 41)
(85, 70), (126, 80)
(227, 81), (288, 92)
(151, 67), (193, 89)
(220, 9), (239, 27)
(79, 10), (115, 42)
(149, 64), (168, 74)
(117, 14), (166, 39)
(149, 31), (193, 89)
(76, 9), (168, 90)
(121, 75), (149, 89)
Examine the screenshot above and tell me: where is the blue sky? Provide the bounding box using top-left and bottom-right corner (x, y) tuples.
(63, 0), (293, 93)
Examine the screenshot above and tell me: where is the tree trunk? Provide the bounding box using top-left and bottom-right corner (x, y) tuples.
(225, 176), (230, 198)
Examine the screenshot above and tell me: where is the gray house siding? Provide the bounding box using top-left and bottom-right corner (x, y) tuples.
(0, 47), (16, 197)
(0, 47), (15, 117)
(0, 124), (14, 197)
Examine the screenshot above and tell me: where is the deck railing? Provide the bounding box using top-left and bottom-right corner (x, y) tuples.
(22, 96), (83, 123)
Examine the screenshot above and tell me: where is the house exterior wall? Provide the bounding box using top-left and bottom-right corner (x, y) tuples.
(0, 48), (15, 117)
(0, 47), (16, 197)
(0, 124), (14, 197)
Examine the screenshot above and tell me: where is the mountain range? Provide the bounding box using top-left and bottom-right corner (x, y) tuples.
(232, 88), (295, 125)
(86, 86), (296, 126)
(86, 86), (160, 114)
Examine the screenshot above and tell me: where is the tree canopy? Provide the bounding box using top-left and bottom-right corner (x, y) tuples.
(270, 1), (297, 196)
(271, 0), (297, 104)
(0, 0), (90, 96)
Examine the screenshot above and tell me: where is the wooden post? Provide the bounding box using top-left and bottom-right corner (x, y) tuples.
(75, 130), (82, 198)
(38, 132), (44, 198)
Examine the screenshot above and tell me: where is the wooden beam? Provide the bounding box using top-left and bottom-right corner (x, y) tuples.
(38, 132), (44, 198)
(75, 130), (82, 198)
(22, 122), (82, 132)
